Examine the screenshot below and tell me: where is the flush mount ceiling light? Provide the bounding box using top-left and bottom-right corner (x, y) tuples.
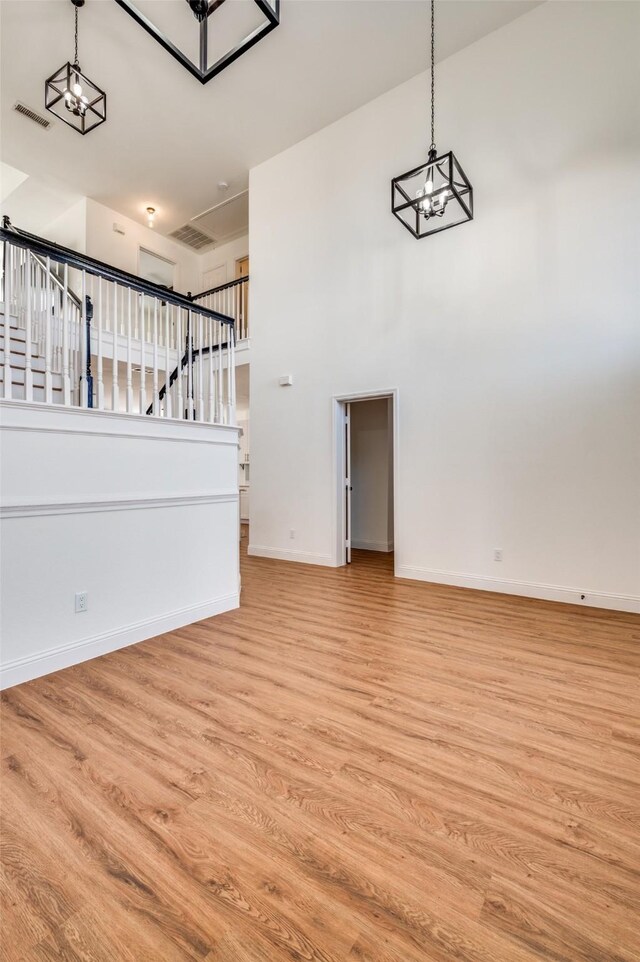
(391, 0), (473, 239)
(114, 0), (280, 85)
(45, 0), (107, 135)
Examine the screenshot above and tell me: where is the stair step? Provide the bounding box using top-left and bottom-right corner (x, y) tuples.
(0, 383), (64, 403)
(0, 367), (62, 389)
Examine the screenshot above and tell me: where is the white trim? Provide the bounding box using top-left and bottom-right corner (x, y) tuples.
(0, 399), (239, 444)
(248, 544), (335, 567)
(352, 540), (394, 552)
(1, 491), (238, 519)
(0, 592), (240, 690)
(396, 564), (640, 614)
(332, 389), (399, 571)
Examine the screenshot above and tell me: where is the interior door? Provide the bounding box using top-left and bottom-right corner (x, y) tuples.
(202, 263), (226, 292)
(345, 402), (352, 564)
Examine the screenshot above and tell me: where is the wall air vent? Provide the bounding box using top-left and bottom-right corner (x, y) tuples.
(13, 102), (52, 130)
(169, 224), (215, 251)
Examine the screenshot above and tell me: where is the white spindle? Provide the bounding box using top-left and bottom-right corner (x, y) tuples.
(139, 294), (146, 416)
(186, 309), (194, 421)
(44, 256), (53, 403)
(152, 299), (158, 417)
(97, 277), (104, 409)
(197, 312), (204, 421)
(61, 265), (71, 405)
(208, 317), (214, 422)
(3, 244), (13, 399)
(112, 283), (120, 411)
(80, 270), (88, 408)
(228, 320), (235, 424)
(24, 252), (33, 401)
(126, 287), (133, 412)
(176, 307), (183, 418)
(217, 317), (223, 424)
(164, 304), (172, 418)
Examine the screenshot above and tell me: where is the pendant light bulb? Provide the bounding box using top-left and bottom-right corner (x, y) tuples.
(146, 207), (156, 228)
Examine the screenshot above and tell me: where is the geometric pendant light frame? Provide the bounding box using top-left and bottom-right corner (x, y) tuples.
(391, 0), (473, 238)
(113, 0), (280, 85)
(45, 0), (107, 135)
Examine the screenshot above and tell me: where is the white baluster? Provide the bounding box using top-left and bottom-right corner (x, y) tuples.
(208, 316), (214, 422)
(186, 309), (194, 421)
(3, 244), (13, 399)
(126, 288), (134, 412)
(24, 251), (33, 402)
(228, 320), (235, 425)
(61, 264), (71, 405)
(164, 304), (172, 418)
(217, 317), (223, 424)
(112, 282), (120, 412)
(80, 270), (88, 408)
(97, 277), (105, 409)
(139, 294), (146, 416)
(197, 312), (204, 422)
(176, 307), (183, 418)
(152, 298), (158, 417)
(44, 256), (53, 403)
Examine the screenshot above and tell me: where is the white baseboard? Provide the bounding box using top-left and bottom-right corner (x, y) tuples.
(0, 593), (239, 690)
(396, 564), (640, 614)
(352, 540), (394, 552)
(248, 544), (335, 567)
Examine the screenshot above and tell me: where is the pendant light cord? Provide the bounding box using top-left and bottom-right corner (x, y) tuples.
(74, 3), (79, 67)
(430, 0), (436, 151)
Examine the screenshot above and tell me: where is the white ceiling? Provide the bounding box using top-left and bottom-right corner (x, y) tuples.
(0, 0), (540, 240)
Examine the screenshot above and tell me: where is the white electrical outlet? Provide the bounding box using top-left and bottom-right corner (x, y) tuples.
(493, 549), (503, 562)
(75, 591), (88, 613)
(289, 529), (295, 539)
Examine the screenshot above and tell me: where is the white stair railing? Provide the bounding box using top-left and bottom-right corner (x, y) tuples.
(192, 274), (249, 341)
(1, 221), (236, 424)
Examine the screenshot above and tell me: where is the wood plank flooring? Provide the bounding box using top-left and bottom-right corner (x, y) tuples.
(2, 533), (639, 961)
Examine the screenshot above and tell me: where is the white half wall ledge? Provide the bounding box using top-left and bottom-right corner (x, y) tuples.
(396, 565), (640, 615)
(0, 593), (240, 690)
(1, 400), (241, 689)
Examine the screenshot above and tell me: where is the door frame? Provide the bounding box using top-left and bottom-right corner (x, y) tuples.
(332, 388), (399, 572)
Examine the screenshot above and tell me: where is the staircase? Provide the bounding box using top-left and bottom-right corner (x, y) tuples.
(1, 220), (237, 424)
(0, 312), (65, 403)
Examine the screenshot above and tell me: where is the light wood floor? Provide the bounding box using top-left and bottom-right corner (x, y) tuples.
(2, 535), (639, 961)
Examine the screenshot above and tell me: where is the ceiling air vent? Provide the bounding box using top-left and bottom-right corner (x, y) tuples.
(13, 102), (52, 130)
(169, 224), (214, 251)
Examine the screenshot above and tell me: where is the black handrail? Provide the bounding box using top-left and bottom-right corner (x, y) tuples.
(191, 273), (249, 301)
(145, 339), (232, 417)
(1, 219), (234, 327)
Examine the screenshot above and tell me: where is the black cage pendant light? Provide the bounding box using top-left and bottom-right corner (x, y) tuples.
(114, 0), (280, 85)
(391, 0), (472, 239)
(45, 0), (107, 135)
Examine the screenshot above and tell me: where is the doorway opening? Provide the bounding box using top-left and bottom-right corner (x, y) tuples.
(334, 391), (397, 569)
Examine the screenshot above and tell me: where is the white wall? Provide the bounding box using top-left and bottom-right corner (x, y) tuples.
(351, 398), (393, 551)
(199, 234), (249, 292)
(249, 1), (640, 611)
(0, 401), (240, 688)
(45, 198), (88, 253)
(85, 199), (202, 296)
